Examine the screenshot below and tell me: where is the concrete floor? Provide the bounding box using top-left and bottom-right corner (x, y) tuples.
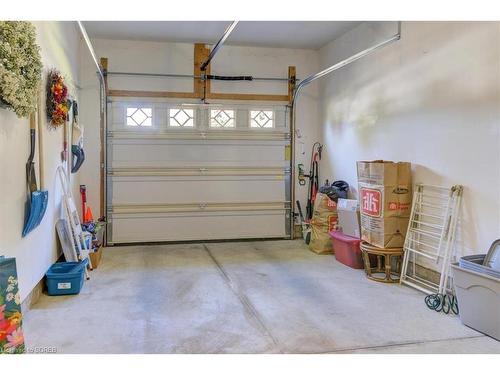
(23, 240), (500, 354)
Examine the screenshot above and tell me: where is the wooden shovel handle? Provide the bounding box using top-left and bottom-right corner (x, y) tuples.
(30, 112), (36, 130)
(37, 92), (44, 188)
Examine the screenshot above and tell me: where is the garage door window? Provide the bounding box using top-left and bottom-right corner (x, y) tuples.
(210, 109), (235, 128)
(169, 108), (195, 127)
(250, 110), (274, 128)
(126, 107), (152, 127)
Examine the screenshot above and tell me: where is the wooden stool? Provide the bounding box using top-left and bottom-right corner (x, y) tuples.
(360, 241), (403, 283)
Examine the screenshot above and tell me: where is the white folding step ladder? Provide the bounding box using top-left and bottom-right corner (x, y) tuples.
(400, 184), (463, 295)
(57, 166), (93, 278)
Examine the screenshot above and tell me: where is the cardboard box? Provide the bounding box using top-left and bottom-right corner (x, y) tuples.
(337, 198), (361, 238)
(357, 160), (412, 248)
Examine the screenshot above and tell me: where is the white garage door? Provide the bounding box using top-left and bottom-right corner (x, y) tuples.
(106, 99), (291, 244)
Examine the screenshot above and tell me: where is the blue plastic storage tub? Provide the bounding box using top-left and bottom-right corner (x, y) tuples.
(46, 259), (88, 296)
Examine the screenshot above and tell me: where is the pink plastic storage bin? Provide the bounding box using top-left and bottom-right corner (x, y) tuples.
(329, 230), (364, 269)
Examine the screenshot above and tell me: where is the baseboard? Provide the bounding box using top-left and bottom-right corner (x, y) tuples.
(21, 277), (44, 313)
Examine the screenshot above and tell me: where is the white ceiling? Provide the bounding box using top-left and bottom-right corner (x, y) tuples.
(83, 21), (361, 50)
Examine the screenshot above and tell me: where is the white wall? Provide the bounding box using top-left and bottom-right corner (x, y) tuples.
(0, 21), (82, 300)
(319, 22), (500, 259)
(79, 38), (321, 220)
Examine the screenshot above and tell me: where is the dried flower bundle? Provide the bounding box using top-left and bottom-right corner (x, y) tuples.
(46, 70), (69, 127)
(0, 21), (43, 118)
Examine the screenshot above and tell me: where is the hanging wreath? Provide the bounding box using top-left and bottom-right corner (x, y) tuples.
(0, 21), (43, 118)
(46, 70), (69, 127)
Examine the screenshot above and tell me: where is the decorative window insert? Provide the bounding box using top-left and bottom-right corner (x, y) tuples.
(250, 110), (274, 128)
(126, 107), (152, 127)
(210, 109), (235, 128)
(169, 108), (195, 127)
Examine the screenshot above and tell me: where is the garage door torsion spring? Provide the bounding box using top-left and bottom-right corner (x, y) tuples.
(205, 75), (253, 81)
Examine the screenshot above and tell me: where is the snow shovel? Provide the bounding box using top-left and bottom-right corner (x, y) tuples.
(22, 112), (48, 237)
(33, 95), (49, 229)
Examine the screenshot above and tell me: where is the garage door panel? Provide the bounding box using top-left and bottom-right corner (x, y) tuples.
(109, 143), (286, 166)
(108, 101), (289, 132)
(110, 211), (287, 243)
(110, 177), (286, 205)
(110, 160), (289, 169)
(107, 100), (290, 244)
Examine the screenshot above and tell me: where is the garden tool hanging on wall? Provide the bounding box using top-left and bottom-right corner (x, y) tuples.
(61, 100), (69, 163)
(79, 184), (93, 224)
(297, 142), (322, 221)
(80, 185), (87, 223)
(22, 107), (48, 237)
(71, 100), (85, 173)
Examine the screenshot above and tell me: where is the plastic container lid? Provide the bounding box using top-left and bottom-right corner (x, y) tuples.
(46, 259), (88, 278)
(459, 255), (500, 279)
(329, 230), (361, 244)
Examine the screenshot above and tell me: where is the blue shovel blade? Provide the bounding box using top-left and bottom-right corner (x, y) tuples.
(22, 191), (46, 237)
(33, 190), (49, 228)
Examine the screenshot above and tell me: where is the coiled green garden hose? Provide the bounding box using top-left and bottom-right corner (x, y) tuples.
(425, 293), (459, 315)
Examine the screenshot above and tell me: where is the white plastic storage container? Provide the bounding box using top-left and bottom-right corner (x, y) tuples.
(459, 255), (500, 278)
(451, 262), (500, 340)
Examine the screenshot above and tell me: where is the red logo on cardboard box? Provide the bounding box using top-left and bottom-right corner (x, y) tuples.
(388, 202), (410, 211)
(361, 188), (381, 217)
(328, 215), (338, 232)
(326, 198), (337, 210)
